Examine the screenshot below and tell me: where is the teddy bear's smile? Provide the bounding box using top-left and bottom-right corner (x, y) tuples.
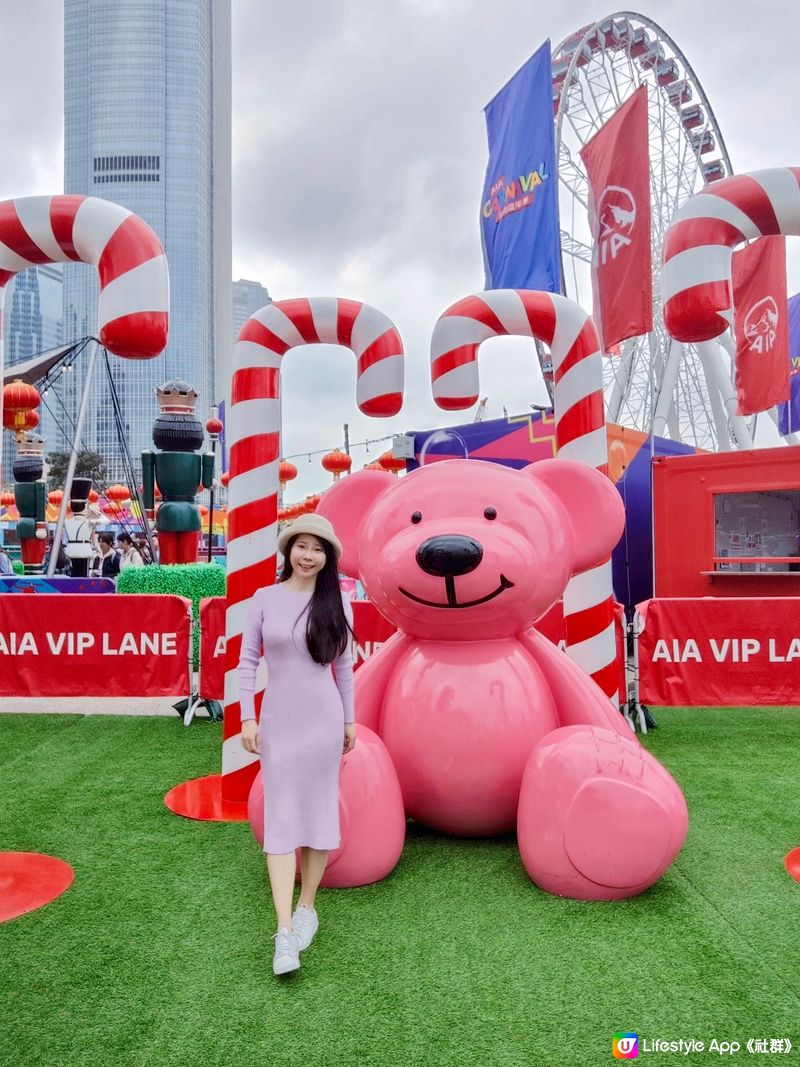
(399, 573), (515, 609)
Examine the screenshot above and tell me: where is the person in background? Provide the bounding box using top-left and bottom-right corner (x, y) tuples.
(96, 531), (120, 579)
(117, 532), (144, 570)
(44, 532), (70, 575)
(135, 534), (152, 565)
(0, 547), (13, 575)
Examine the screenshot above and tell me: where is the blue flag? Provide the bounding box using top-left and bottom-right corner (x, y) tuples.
(481, 41), (561, 292)
(777, 292), (800, 435)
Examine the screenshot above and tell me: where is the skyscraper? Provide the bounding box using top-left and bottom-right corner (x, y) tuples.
(62, 0), (231, 483)
(233, 278), (271, 340)
(2, 265), (64, 485)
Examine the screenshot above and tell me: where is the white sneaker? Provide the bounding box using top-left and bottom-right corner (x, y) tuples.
(292, 904), (319, 951)
(272, 927), (300, 975)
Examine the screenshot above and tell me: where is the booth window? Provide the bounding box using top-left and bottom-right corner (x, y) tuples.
(714, 490), (800, 572)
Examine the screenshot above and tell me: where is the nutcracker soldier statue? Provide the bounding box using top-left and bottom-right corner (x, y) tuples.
(63, 477), (95, 578)
(13, 431), (47, 574)
(142, 380), (214, 565)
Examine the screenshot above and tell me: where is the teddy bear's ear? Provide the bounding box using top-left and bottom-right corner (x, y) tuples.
(524, 459), (625, 575)
(316, 470), (395, 578)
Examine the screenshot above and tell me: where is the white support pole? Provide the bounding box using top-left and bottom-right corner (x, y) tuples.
(697, 340), (754, 449)
(696, 343), (733, 451)
(607, 340), (636, 424)
(47, 341), (100, 577)
(651, 340), (682, 438)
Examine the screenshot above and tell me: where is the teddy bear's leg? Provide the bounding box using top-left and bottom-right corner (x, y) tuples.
(516, 725), (688, 900)
(248, 725), (407, 888)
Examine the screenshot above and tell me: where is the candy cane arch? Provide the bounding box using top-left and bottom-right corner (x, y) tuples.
(430, 289), (619, 701)
(222, 298), (404, 802)
(0, 194), (169, 469)
(662, 167), (800, 343)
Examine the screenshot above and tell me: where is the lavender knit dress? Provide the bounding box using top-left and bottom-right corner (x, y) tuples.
(238, 583), (355, 853)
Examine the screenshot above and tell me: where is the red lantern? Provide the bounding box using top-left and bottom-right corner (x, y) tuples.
(107, 484), (129, 503)
(198, 504), (209, 517)
(279, 460), (297, 485)
(220, 470), (230, 488)
(378, 450), (406, 475)
(278, 506), (290, 522)
(3, 380), (41, 414)
(206, 416), (224, 436)
(88, 489), (100, 504)
(321, 449), (351, 480)
(3, 406), (40, 433)
(101, 502), (118, 517)
(1, 490), (16, 507)
(363, 461), (384, 471)
(48, 489), (64, 506)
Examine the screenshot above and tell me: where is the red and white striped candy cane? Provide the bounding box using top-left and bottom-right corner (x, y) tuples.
(430, 289), (618, 701)
(662, 167), (800, 342)
(223, 297), (404, 802)
(0, 194), (169, 357)
(0, 194), (169, 483)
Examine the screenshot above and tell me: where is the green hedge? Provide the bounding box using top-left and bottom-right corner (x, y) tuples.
(117, 563), (226, 669)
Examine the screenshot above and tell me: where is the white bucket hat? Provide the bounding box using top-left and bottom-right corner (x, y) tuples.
(277, 514), (343, 560)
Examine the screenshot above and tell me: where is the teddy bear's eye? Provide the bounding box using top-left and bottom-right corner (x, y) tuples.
(484, 507), (497, 520)
(411, 511), (422, 524)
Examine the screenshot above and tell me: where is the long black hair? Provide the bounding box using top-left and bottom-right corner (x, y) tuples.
(280, 533), (353, 665)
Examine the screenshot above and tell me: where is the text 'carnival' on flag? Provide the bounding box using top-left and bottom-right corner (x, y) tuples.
(732, 237), (790, 416)
(580, 85), (652, 352)
(481, 40), (561, 293)
(776, 292), (800, 435)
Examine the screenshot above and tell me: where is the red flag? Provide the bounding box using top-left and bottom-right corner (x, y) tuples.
(733, 236), (790, 415)
(580, 85), (652, 351)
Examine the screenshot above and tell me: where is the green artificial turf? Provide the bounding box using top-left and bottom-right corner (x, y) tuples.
(1, 708), (799, 1067)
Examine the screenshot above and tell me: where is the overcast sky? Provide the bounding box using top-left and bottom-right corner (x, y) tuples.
(1, 1), (799, 496)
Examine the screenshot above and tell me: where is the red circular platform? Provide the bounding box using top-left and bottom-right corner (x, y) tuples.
(784, 847), (800, 884)
(0, 852), (74, 923)
(164, 774), (249, 822)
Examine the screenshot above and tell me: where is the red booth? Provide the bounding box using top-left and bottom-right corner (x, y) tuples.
(653, 445), (800, 598)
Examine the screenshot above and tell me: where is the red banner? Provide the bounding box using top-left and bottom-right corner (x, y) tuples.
(637, 597), (800, 706)
(580, 85), (652, 351)
(733, 236), (790, 415)
(199, 596), (626, 702)
(198, 597), (399, 701)
(0, 594), (192, 697)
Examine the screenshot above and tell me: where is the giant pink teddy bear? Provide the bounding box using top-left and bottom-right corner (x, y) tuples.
(252, 458), (688, 899)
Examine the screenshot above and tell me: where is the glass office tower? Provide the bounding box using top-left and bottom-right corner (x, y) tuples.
(1, 266), (65, 485)
(62, 0), (231, 483)
(232, 278), (271, 340)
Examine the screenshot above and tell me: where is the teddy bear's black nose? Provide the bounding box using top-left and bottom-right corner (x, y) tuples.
(416, 535), (483, 578)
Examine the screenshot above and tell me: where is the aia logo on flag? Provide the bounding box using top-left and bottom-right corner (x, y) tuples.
(595, 186), (637, 264)
(733, 237), (789, 415)
(743, 296), (780, 354)
(580, 86), (652, 349)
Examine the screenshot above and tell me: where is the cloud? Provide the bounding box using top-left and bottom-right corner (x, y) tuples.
(2, 0), (800, 472)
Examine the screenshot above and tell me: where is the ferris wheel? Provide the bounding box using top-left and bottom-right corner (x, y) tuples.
(551, 13), (748, 451)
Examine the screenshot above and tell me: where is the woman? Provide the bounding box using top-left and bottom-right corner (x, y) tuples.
(117, 532), (144, 569)
(238, 514), (355, 976)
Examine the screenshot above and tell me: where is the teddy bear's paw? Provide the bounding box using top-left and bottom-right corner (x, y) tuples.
(517, 725), (688, 900)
